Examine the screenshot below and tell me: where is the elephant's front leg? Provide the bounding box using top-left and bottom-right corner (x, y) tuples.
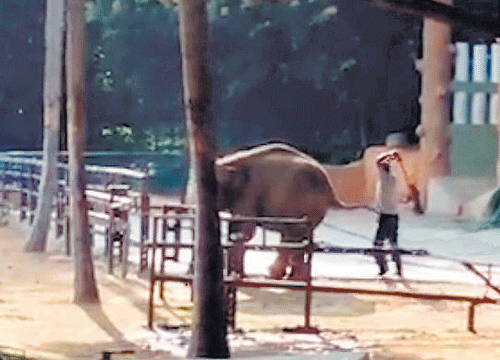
(269, 234), (308, 280)
(227, 221), (255, 278)
(288, 248), (308, 280)
(268, 249), (307, 280)
(268, 250), (289, 280)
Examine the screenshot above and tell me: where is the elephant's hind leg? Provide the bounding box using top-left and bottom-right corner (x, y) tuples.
(227, 240), (245, 277)
(227, 221), (255, 278)
(268, 233), (308, 280)
(268, 251), (289, 280)
(288, 250), (308, 280)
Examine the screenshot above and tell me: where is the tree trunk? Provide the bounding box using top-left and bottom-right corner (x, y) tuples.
(180, 0), (229, 358)
(24, 0), (65, 252)
(66, 0), (100, 304)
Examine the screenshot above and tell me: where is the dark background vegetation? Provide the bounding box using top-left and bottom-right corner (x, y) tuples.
(0, 0), (496, 165)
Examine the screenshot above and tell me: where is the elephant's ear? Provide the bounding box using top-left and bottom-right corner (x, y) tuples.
(215, 164), (250, 209)
(216, 164), (249, 189)
(215, 164), (234, 184)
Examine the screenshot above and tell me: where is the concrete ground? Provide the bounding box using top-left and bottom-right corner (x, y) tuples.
(1, 204), (500, 360)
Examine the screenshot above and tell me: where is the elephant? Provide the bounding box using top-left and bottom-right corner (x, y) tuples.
(215, 142), (349, 280)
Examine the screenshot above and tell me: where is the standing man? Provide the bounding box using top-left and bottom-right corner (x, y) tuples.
(373, 151), (402, 276)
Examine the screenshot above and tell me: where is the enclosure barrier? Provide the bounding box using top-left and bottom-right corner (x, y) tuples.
(452, 42), (499, 125)
(145, 213), (496, 333)
(146, 213), (314, 330)
(138, 203), (196, 275)
(0, 152), (498, 334)
(86, 184), (141, 277)
(0, 152), (150, 274)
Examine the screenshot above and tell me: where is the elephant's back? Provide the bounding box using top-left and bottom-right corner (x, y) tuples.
(216, 142), (311, 167)
(217, 142), (340, 229)
(250, 154), (335, 227)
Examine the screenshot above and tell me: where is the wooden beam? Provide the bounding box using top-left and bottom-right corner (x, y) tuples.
(148, 273), (497, 332)
(151, 273), (497, 305)
(363, 0), (500, 36)
(451, 81), (498, 94)
(463, 262), (500, 296)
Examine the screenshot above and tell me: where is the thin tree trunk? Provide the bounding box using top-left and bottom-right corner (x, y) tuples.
(24, 0), (65, 252)
(66, 0), (99, 304)
(180, 0), (229, 357)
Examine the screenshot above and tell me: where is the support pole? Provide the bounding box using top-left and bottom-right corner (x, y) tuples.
(419, 0), (453, 180)
(304, 230), (313, 330)
(139, 183), (150, 273)
(468, 302), (476, 333)
(148, 217), (159, 329)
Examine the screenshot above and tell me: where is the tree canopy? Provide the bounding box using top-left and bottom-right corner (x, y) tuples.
(83, 0), (420, 163)
(0, 0), (423, 166)
(0, 0), (45, 150)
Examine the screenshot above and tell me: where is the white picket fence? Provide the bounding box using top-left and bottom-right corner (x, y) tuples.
(453, 42), (500, 125)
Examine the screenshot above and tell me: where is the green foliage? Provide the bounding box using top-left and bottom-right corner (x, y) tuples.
(85, 0), (182, 150)
(321, 130), (359, 164)
(206, 0), (370, 151)
(80, 0), (420, 163)
(480, 188), (500, 229)
(85, 0), (364, 153)
(101, 123), (185, 153)
(208, 0), (353, 97)
(0, 0), (420, 156)
(0, 0), (45, 150)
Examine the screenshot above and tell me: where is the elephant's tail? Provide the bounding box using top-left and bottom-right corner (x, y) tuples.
(321, 167), (376, 212)
(329, 192), (377, 212)
(318, 161), (376, 212)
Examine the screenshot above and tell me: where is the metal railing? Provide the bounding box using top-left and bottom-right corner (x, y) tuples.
(144, 212), (497, 334)
(0, 151), (151, 271)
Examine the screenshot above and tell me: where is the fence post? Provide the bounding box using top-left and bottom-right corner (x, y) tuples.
(56, 167), (66, 239)
(304, 225), (313, 330)
(19, 163), (27, 222)
(468, 302), (476, 333)
(148, 217), (159, 329)
(158, 206), (169, 299)
(28, 162), (37, 224)
(224, 216), (237, 330)
(0, 160), (6, 203)
(139, 183), (150, 273)
(64, 167), (71, 255)
(121, 207), (129, 278)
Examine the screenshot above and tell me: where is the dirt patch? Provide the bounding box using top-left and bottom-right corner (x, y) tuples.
(237, 288), (375, 316)
(0, 214), (500, 359)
